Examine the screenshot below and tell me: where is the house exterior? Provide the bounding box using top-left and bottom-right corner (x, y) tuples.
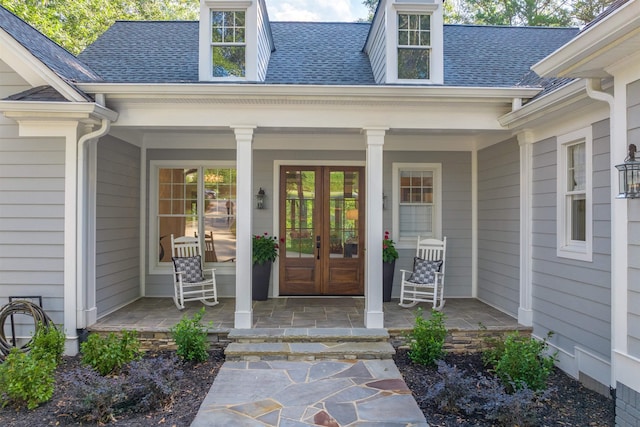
(1, 0), (639, 422)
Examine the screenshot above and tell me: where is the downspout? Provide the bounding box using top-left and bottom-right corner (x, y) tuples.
(76, 94), (112, 332)
(585, 77), (619, 390)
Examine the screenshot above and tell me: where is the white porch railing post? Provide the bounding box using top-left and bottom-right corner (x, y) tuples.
(364, 128), (387, 328)
(233, 126), (256, 329)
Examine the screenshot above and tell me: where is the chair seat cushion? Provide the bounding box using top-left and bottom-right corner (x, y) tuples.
(408, 257), (443, 284)
(172, 256), (205, 283)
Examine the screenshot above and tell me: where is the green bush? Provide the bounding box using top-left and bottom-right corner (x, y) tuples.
(483, 331), (557, 392)
(171, 308), (210, 363)
(29, 323), (66, 364)
(80, 331), (142, 376)
(0, 348), (56, 409)
(406, 308), (447, 366)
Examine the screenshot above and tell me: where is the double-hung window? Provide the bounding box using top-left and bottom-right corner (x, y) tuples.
(211, 10), (246, 77)
(151, 162), (237, 272)
(393, 163), (442, 246)
(397, 13), (431, 80)
(557, 128), (592, 261)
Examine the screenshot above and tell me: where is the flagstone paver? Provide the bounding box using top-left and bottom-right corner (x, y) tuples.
(191, 359), (428, 427)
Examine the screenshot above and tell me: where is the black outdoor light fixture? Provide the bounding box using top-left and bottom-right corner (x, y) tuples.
(615, 144), (640, 199)
(256, 187), (266, 209)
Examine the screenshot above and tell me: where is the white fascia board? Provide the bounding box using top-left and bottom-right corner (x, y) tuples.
(0, 100), (119, 122)
(498, 79), (589, 129)
(0, 30), (89, 103)
(75, 82), (541, 103)
(532, 0), (640, 78)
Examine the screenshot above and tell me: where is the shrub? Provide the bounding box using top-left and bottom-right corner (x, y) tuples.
(425, 359), (548, 426)
(171, 308), (211, 363)
(483, 331), (557, 391)
(80, 330), (142, 376)
(0, 348), (56, 409)
(61, 356), (183, 423)
(29, 322), (66, 364)
(406, 308), (447, 366)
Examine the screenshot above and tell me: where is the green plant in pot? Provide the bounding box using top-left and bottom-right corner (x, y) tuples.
(252, 232), (279, 300)
(383, 231), (399, 302)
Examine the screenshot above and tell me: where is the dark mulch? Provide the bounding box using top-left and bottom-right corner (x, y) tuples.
(0, 348), (616, 426)
(0, 349), (225, 427)
(394, 349), (616, 427)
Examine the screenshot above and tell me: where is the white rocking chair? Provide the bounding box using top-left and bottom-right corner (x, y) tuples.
(399, 236), (447, 310)
(170, 234), (218, 310)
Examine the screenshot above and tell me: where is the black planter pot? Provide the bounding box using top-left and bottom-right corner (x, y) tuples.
(383, 261), (395, 302)
(252, 262), (272, 301)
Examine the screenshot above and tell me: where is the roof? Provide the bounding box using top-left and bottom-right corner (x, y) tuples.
(0, 5), (102, 84)
(78, 20), (578, 87)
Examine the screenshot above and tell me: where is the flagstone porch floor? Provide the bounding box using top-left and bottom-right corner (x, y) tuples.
(91, 297), (520, 333)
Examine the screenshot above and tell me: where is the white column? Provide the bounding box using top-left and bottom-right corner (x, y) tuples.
(233, 126), (256, 329)
(364, 128), (387, 328)
(517, 132), (534, 326)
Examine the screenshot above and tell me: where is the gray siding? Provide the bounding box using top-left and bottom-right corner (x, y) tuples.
(477, 138), (520, 316)
(95, 137), (141, 315)
(256, 0), (272, 81)
(0, 61), (66, 329)
(531, 121), (611, 361)
(366, 9), (387, 84)
(628, 79), (640, 357)
(384, 151), (473, 299)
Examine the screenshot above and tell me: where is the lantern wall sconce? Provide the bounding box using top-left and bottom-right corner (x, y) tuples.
(383, 193), (388, 210)
(256, 187), (266, 209)
(615, 144), (639, 199)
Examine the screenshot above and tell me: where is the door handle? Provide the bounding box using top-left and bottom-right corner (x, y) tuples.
(316, 236), (321, 260)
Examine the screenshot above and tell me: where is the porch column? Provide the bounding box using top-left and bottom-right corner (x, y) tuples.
(363, 128), (387, 328)
(517, 132), (534, 326)
(233, 126), (256, 329)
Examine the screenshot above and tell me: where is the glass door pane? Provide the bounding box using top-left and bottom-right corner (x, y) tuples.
(284, 169), (316, 258)
(329, 171), (359, 258)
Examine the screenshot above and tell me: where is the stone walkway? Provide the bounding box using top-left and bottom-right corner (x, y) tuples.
(191, 359), (428, 427)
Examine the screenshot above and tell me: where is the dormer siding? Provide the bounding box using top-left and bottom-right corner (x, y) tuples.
(256, 0), (273, 81)
(366, 7), (387, 84)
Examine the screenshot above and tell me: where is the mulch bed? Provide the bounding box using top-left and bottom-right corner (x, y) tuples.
(394, 349), (616, 427)
(0, 348), (616, 426)
(0, 349), (225, 426)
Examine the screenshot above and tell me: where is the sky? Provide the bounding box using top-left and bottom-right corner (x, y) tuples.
(266, 0), (370, 22)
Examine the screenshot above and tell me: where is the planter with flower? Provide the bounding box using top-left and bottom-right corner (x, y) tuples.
(383, 231), (399, 302)
(252, 232), (279, 300)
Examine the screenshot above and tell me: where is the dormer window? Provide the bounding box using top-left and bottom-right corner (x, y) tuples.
(211, 10), (246, 77)
(397, 13), (431, 80)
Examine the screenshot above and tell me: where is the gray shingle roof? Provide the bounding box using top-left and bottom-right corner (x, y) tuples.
(0, 6), (102, 84)
(444, 25), (579, 87)
(78, 20), (578, 87)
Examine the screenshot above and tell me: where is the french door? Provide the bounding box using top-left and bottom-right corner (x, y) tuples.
(279, 166), (365, 295)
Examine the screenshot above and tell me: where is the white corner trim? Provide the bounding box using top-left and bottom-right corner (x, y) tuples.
(542, 337), (611, 387)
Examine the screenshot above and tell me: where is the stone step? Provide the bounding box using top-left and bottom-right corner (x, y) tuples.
(224, 341), (396, 361)
(227, 327), (389, 343)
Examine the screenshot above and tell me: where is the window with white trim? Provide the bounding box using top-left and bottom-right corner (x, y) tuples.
(557, 128), (592, 261)
(151, 163), (237, 272)
(393, 163), (442, 246)
(397, 13), (431, 80)
(211, 10), (246, 77)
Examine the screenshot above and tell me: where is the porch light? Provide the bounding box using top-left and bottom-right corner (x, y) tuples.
(256, 187), (266, 209)
(383, 193), (388, 210)
(615, 144), (640, 199)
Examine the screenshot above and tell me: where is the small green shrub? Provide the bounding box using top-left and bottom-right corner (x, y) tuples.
(171, 308), (210, 363)
(483, 331), (557, 392)
(0, 348), (56, 409)
(80, 331), (142, 376)
(29, 323), (66, 364)
(406, 308), (447, 366)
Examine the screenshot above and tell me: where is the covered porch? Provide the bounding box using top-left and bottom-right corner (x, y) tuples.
(90, 297), (527, 352)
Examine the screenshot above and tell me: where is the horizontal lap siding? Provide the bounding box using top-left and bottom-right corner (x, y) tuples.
(96, 137), (141, 315)
(0, 61), (65, 327)
(531, 122), (611, 361)
(628, 79), (640, 357)
(385, 151), (473, 298)
(477, 138), (520, 316)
